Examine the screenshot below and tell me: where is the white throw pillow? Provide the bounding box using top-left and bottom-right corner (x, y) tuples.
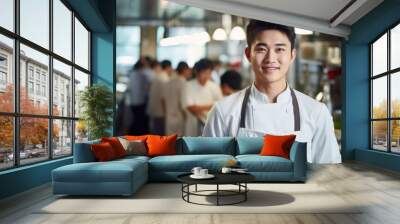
(118, 137), (147, 156)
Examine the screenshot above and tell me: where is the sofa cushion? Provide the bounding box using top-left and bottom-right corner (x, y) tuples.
(177, 137), (235, 155)
(260, 134), (296, 159)
(101, 137), (127, 158)
(52, 158), (147, 183)
(147, 134), (177, 157)
(236, 155), (293, 172)
(148, 154), (235, 172)
(236, 137), (263, 155)
(91, 142), (118, 161)
(118, 137), (147, 156)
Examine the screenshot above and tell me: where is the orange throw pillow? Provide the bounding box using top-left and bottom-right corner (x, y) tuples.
(146, 134), (177, 157)
(91, 142), (117, 161)
(259, 134), (296, 159)
(124, 135), (149, 141)
(101, 137), (126, 158)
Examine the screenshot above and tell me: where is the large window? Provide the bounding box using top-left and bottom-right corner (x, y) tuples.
(0, 0), (91, 171)
(371, 23), (400, 153)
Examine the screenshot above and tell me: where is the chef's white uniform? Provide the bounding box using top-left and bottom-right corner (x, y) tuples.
(182, 79), (223, 136)
(202, 83), (341, 164)
(163, 75), (187, 136)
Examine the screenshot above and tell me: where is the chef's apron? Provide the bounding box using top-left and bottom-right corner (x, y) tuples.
(236, 86), (301, 137)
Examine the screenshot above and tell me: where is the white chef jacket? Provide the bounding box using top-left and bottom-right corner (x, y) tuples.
(202, 83), (341, 164)
(163, 75), (187, 136)
(147, 72), (169, 118)
(182, 79), (223, 136)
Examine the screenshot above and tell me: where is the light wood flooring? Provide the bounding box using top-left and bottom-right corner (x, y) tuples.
(1, 162), (400, 224)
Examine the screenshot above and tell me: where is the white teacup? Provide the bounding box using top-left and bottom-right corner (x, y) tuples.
(221, 167), (232, 174)
(199, 169), (208, 176)
(191, 167), (202, 176)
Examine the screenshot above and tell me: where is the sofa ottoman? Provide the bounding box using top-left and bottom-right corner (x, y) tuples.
(52, 156), (149, 196)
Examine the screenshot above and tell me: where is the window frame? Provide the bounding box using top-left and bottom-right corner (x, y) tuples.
(370, 20), (400, 154)
(0, 0), (92, 171)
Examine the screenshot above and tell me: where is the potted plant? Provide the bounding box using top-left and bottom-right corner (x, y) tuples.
(79, 84), (113, 140)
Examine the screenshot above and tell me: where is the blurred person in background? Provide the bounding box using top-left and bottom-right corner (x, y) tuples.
(162, 61), (192, 135)
(125, 57), (153, 134)
(147, 60), (173, 135)
(220, 70), (243, 96)
(182, 58), (223, 136)
(210, 59), (224, 85)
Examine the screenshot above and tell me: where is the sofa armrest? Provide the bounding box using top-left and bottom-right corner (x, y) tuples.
(289, 142), (307, 181)
(73, 140), (100, 163)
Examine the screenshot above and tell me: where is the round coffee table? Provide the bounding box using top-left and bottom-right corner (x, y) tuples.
(177, 173), (255, 206)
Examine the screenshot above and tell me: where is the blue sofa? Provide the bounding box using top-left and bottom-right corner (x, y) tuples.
(52, 137), (307, 196)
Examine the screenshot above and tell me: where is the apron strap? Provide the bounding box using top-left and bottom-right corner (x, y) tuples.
(239, 87), (251, 128)
(290, 88), (301, 131)
(239, 86), (301, 131)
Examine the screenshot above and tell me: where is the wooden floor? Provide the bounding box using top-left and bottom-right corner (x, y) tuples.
(1, 162), (400, 224)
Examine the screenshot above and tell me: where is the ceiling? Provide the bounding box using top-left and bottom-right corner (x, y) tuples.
(117, 0), (222, 26)
(117, 0), (384, 37)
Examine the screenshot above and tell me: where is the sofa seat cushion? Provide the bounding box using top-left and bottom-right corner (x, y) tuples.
(116, 155), (150, 163)
(53, 159), (147, 183)
(236, 155), (293, 172)
(149, 154), (235, 172)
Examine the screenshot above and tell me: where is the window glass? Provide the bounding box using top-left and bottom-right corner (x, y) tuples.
(0, 116), (13, 170)
(116, 26), (141, 75)
(53, 0), (72, 60)
(20, 0), (49, 49)
(53, 59), (72, 117)
(20, 44), (49, 115)
(53, 119), (72, 157)
(372, 121), (388, 151)
(391, 24), (400, 70)
(0, 35), (14, 113)
(20, 117), (49, 165)
(372, 76), (387, 119)
(391, 72), (400, 118)
(391, 120), (400, 153)
(0, 0), (14, 32)
(75, 120), (88, 143)
(74, 18), (89, 70)
(74, 69), (89, 118)
(157, 27), (207, 67)
(372, 34), (387, 76)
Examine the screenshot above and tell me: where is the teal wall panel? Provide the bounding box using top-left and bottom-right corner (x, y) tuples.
(344, 0), (400, 171)
(0, 158), (72, 199)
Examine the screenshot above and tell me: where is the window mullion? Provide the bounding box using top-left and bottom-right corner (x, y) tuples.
(370, 45), (373, 149)
(14, 0), (20, 167)
(388, 29), (392, 152)
(49, 0), (53, 160)
(71, 10), (76, 155)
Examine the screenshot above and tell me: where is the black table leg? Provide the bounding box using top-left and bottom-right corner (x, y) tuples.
(217, 184), (219, 206)
(245, 183), (247, 201)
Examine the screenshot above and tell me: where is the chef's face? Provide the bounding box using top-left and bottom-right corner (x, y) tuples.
(245, 30), (296, 85)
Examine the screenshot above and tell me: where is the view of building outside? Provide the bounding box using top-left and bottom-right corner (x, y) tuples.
(0, 40), (75, 169)
(0, 0), (90, 170)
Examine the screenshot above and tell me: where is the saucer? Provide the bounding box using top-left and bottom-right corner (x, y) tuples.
(190, 174), (215, 179)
